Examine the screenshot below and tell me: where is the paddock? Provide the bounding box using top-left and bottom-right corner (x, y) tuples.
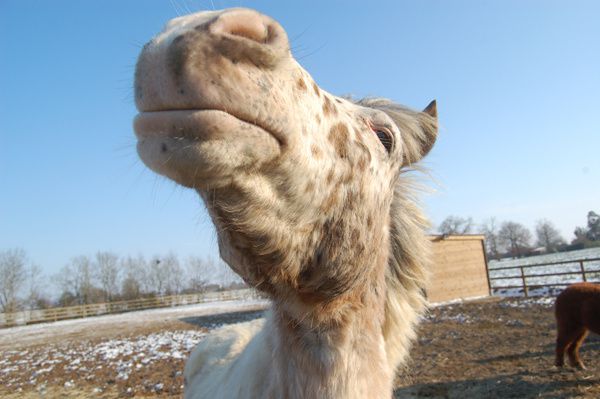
(1, 297), (598, 398)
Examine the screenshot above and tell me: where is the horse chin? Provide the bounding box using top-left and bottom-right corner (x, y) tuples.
(135, 109), (281, 189)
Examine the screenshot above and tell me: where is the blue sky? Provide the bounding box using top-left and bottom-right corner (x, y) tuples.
(1, 0), (599, 277)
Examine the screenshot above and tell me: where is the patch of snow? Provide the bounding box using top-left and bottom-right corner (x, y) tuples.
(488, 248), (600, 297)
(430, 296), (489, 307)
(1, 329), (208, 389)
(0, 298), (270, 349)
(498, 296), (555, 308)
(488, 248), (600, 270)
(423, 309), (473, 324)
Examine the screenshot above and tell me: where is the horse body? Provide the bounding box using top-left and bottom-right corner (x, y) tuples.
(554, 282), (600, 369)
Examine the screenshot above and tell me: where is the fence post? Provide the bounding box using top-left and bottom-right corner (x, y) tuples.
(520, 266), (529, 297)
(579, 261), (587, 282)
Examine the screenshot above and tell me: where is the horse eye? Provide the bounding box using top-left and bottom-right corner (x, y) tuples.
(374, 130), (393, 153)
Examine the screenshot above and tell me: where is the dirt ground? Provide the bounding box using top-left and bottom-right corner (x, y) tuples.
(1, 297), (598, 398)
(396, 297), (599, 399)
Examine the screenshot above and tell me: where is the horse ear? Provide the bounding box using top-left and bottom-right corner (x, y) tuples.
(423, 99), (437, 119)
(419, 99), (438, 157)
(403, 100), (438, 165)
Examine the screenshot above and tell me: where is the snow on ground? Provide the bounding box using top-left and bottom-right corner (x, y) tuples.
(0, 298), (270, 349)
(0, 298), (270, 394)
(487, 247), (600, 297)
(488, 247), (600, 270)
(497, 296), (555, 308)
(423, 295), (556, 325)
(1, 330), (205, 389)
(0, 295), (560, 395)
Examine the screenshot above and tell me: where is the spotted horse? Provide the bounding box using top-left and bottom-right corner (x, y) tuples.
(134, 8), (438, 399)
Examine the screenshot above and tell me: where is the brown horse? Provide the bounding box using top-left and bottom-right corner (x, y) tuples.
(554, 282), (600, 369)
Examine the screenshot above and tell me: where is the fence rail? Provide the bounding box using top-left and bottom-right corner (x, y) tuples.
(488, 257), (600, 297)
(0, 289), (264, 328)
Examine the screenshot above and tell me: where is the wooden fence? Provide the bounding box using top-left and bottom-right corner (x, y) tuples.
(0, 289), (264, 328)
(10, 250), (595, 327)
(488, 257), (600, 297)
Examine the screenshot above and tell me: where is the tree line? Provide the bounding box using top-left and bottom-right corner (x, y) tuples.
(437, 210), (600, 260)
(0, 250), (244, 314)
(3, 211), (598, 313)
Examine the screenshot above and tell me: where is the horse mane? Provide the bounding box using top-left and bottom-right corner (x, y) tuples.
(355, 97), (436, 372)
(384, 174), (432, 371)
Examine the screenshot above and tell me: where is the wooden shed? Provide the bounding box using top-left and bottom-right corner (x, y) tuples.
(427, 235), (490, 303)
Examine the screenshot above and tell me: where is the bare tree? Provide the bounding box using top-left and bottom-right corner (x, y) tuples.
(56, 255), (95, 305)
(0, 248), (27, 313)
(148, 255), (170, 295)
(120, 255), (148, 299)
(186, 256), (211, 292)
(215, 259), (244, 289)
(25, 263), (47, 310)
(163, 253), (184, 295)
(499, 221), (532, 258)
(186, 256), (243, 291)
(480, 217), (501, 260)
(438, 215), (473, 235)
(535, 219), (565, 253)
(122, 255), (152, 294)
(95, 251), (120, 302)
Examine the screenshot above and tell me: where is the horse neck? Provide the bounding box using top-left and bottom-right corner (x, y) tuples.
(267, 259), (394, 398)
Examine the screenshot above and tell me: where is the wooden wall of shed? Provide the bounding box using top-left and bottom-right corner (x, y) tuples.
(427, 235), (490, 303)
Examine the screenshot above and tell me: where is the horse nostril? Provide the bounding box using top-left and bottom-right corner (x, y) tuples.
(211, 10), (273, 44)
(206, 9), (288, 68)
(227, 21), (270, 43)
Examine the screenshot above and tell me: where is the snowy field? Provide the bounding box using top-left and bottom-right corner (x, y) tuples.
(488, 247), (600, 296)
(3, 295), (596, 398)
(1, 330), (204, 393)
(1, 255), (599, 397)
(0, 298), (269, 396)
(0, 296), (553, 390)
(0, 298), (269, 350)
(488, 247), (600, 269)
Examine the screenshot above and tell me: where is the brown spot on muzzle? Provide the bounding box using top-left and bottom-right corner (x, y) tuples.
(166, 31), (197, 86)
